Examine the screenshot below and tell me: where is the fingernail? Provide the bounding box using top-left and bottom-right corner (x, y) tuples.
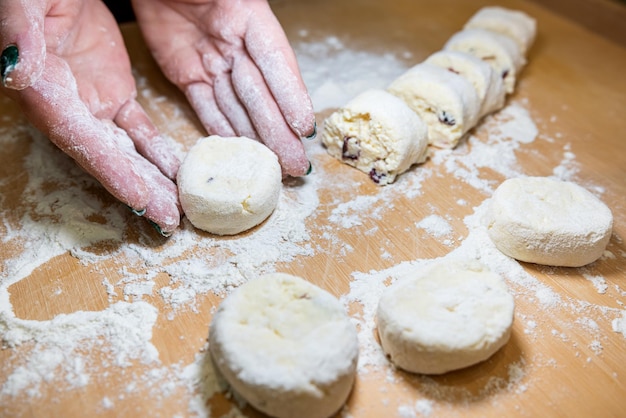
(127, 205), (147, 216)
(148, 220), (172, 237)
(306, 161), (313, 175)
(305, 122), (317, 140)
(1, 45), (19, 86)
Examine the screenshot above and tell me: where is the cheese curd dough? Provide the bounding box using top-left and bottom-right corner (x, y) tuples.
(321, 89), (429, 185)
(444, 28), (525, 94)
(485, 177), (614, 267)
(209, 273), (359, 418)
(387, 63), (481, 148)
(177, 135), (282, 235)
(376, 260), (515, 375)
(425, 50), (506, 118)
(464, 6), (537, 55)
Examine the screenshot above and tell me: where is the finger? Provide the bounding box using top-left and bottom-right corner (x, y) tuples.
(185, 82), (236, 137)
(18, 54), (150, 212)
(125, 146), (181, 236)
(244, 2), (316, 139)
(232, 55), (310, 177)
(214, 74), (258, 139)
(0, 1), (47, 89)
(115, 99), (182, 180)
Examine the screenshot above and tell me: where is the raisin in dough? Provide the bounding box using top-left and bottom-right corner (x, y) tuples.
(177, 135), (281, 235)
(376, 260), (514, 375)
(321, 89), (428, 185)
(425, 50), (506, 119)
(444, 28), (525, 94)
(486, 177), (613, 267)
(209, 273), (359, 418)
(387, 63), (481, 148)
(464, 6), (537, 56)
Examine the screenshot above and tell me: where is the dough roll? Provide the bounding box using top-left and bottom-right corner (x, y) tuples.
(444, 28), (525, 94)
(425, 50), (506, 119)
(464, 6), (537, 56)
(387, 63), (481, 148)
(321, 89), (429, 185)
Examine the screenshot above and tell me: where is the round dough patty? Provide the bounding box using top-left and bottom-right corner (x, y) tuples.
(486, 176), (613, 267)
(177, 135), (282, 235)
(376, 260), (514, 375)
(209, 273), (359, 418)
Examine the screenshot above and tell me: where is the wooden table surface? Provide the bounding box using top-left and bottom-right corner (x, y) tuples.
(1, 0), (625, 417)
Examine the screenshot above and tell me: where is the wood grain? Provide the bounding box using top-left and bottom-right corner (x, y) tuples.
(1, 0), (625, 417)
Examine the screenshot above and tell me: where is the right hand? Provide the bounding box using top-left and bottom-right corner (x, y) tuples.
(131, 0), (317, 177)
(0, 0), (182, 236)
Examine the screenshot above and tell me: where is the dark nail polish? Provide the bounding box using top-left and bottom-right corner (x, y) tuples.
(149, 220), (172, 237)
(127, 205), (147, 216)
(306, 161), (313, 175)
(1, 45), (18, 86)
(305, 122), (317, 140)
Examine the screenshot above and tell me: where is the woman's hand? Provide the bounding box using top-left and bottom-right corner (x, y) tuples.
(0, 0), (182, 236)
(131, 0), (316, 177)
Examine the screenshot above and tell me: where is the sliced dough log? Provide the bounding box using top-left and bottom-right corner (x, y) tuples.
(177, 135), (282, 235)
(377, 260), (515, 375)
(425, 50), (506, 118)
(321, 89), (429, 185)
(464, 6), (537, 56)
(209, 273), (359, 418)
(387, 63), (481, 148)
(444, 28), (525, 94)
(486, 176), (613, 267)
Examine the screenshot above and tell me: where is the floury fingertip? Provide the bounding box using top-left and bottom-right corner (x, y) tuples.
(1, 45), (19, 87)
(148, 220), (173, 238)
(127, 205), (147, 216)
(305, 121), (317, 140)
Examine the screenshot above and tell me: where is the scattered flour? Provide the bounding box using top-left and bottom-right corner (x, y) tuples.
(297, 36), (409, 112)
(583, 274), (609, 294)
(415, 214), (453, 238)
(612, 311), (626, 339)
(0, 31), (623, 418)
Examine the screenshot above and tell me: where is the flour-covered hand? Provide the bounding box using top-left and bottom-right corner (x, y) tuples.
(0, 0), (181, 236)
(132, 0), (316, 177)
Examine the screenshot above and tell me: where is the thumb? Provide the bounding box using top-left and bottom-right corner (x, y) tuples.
(0, 1), (47, 89)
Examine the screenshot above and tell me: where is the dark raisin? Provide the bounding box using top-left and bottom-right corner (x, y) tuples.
(502, 69), (509, 79)
(447, 67), (460, 74)
(342, 136), (360, 160)
(369, 168), (386, 184)
(438, 111), (456, 126)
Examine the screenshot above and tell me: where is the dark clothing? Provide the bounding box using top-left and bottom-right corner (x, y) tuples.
(103, 0), (135, 23)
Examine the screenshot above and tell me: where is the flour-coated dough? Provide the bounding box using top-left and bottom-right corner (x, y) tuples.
(464, 6), (537, 55)
(177, 135), (281, 235)
(387, 63), (481, 148)
(486, 176), (613, 267)
(377, 260), (515, 375)
(321, 89), (429, 185)
(425, 50), (506, 118)
(444, 28), (525, 94)
(209, 273), (359, 418)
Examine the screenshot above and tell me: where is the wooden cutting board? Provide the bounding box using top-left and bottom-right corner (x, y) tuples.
(1, 0), (625, 417)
